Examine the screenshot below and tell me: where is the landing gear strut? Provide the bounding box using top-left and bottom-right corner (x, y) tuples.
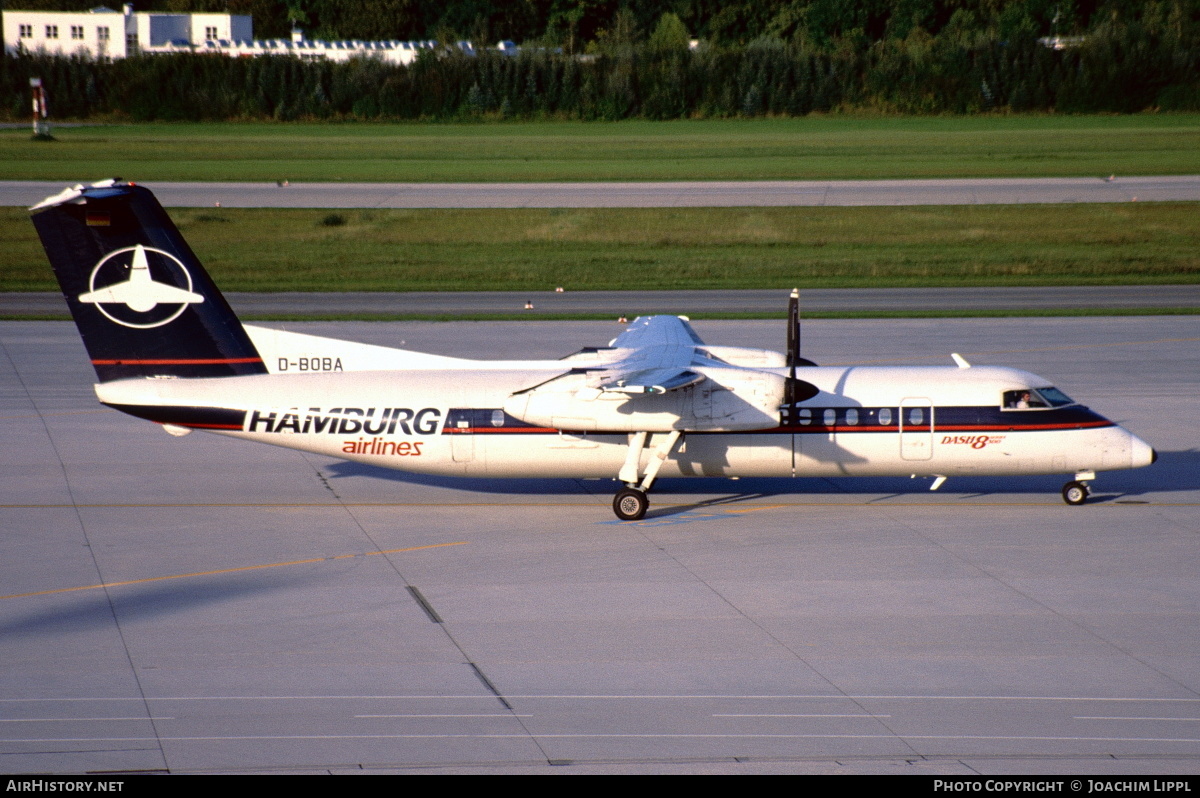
(612, 430), (683, 521)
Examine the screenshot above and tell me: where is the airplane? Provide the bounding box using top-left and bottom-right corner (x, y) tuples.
(31, 180), (1157, 520)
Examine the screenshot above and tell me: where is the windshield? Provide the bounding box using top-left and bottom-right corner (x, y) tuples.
(1003, 387), (1076, 410)
(1035, 387), (1075, 406)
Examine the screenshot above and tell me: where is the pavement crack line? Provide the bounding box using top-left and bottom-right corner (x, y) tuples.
(297, 454), (550, 760)
(0, 336), (169, 771)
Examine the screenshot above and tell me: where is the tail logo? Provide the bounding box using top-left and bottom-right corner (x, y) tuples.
(78, 245), (204, 329)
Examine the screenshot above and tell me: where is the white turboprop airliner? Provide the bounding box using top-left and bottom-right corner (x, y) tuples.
(32, 181), (1156, 519)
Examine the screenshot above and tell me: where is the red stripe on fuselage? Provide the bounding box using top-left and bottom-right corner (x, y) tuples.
(441, 421), (1116, 436)
(754, 421), (1116, 434)
(442, 426), (558, 434)
(930, 420), (1114, 432)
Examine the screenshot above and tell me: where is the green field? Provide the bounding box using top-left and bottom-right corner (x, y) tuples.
(5, 116), (1196, 316)
(6, 203), (1198, 295)
(3, 115), (1199, 182)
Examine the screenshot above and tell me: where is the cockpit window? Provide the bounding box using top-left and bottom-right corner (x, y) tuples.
(1035, 387), (1075, 407)
(1003, 387), (1076, 410)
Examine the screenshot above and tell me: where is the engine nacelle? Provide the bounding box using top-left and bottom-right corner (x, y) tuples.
(504, 367), (785, 432)
(698, 346), (787, 368)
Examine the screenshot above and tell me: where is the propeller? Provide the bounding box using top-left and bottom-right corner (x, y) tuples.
(784, 288), (819, 421)
(787, 287), (818, 370)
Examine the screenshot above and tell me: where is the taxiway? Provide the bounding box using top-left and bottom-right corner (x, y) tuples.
(2, 316), (1198, 773)
(2, 176), (1199, 209)
(4, 284), (1200, 318)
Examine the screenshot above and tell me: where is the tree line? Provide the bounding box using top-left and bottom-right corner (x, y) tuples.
(2, 2), (1197, 120)
(8, 0), (1199, 52)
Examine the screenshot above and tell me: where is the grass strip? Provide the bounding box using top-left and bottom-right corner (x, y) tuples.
(5, 203), (1198, 293)
(2, 116), (1199, 182)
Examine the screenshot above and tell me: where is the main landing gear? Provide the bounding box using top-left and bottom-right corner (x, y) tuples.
(613, 487), (649, 521)
(612, 430), (683, 521)
(1061, 470), (1095, 506)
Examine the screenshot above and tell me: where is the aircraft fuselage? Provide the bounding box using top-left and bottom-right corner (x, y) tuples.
(95, 363), (1154, 482)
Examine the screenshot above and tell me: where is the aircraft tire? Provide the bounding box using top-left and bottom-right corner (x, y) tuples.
(1062, 481), (1089, 506)
(613, 488), (649, 521)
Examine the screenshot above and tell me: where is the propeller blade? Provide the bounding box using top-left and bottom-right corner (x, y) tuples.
(785, 289), (798, 411)
(783, 289), (819, 424)
(787, 287), (818, 369)
(787, 288), (799, 370)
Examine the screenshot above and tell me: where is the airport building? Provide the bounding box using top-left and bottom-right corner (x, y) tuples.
(2, 6), (472, 64)
(3, 5), (249, 59)
(196, 32), (470, 65)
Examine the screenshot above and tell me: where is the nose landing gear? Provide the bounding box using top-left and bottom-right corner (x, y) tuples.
(1062, 481), (1090, 505)
(1062, 471), (1095, 505)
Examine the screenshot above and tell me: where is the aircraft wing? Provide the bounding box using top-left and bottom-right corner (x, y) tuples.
(504, 314), (786, 432)
(593, 316), (709, 394)
(608, 315), (705, 349)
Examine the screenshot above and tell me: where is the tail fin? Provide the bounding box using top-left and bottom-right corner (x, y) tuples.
(31, 180), (266, 382)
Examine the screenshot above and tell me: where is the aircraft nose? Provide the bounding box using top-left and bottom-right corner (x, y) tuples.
(1130, 433), (1157, 468)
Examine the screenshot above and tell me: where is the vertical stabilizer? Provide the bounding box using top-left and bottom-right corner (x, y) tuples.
(31, 181), (266, 382)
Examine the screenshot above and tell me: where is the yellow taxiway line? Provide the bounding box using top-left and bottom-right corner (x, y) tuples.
(0, 541), (467, 601)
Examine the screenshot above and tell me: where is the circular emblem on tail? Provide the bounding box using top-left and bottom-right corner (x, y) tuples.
(78, 245), (204, 329)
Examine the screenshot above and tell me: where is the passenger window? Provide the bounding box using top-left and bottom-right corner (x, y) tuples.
(845, 408), (859, 425)
(490, 409), (505, 427)
(878, 407), (892, 426)
(908, 407), (924, 425)
(823, 408), (836, 426)
(796, 408), (811, 425)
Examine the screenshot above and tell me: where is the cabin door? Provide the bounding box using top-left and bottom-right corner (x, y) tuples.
(450, 420), (475, 463)
(899, 398), (934, 461)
